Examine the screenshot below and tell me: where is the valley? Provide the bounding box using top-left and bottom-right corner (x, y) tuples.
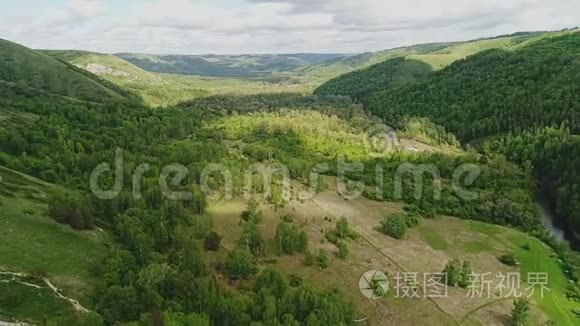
(0, 25), (580, 326)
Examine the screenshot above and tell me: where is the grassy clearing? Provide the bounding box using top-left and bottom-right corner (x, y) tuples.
(206, 191), (580, 325)
(462, 240), (492, 254)
(0, 197), (105, 281)
(162, 73), (314, 95)
(207, 195), (457, 325)
(506, 234), (579, 325)
(417, 225), (448, 250)
(460, 219), (580, 325)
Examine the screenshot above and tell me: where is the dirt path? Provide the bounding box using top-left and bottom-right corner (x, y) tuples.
(311, 198), (460, 325)
(0, 268), (89, 313)
(460, 297), (511, 324)
(0, 322), (31, 326)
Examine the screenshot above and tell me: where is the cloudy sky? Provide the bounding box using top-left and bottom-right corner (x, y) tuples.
(0, 0), (578, 54)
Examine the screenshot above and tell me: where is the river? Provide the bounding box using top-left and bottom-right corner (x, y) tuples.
(536, 196), (580, 250)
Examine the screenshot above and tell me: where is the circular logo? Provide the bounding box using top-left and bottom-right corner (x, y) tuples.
(364, 124), (399, 157)
(359, 270), (389, 300)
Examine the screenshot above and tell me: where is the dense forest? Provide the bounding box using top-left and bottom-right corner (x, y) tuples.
(0, 85), (363, 324)
(313, 58), (432, 99)
(360, 33), (580, 237)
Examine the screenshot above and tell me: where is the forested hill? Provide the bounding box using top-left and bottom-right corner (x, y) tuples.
(364, 32), (580, 238)
(312, 30), (570, 97)
(365, 32), (580, 141)
(0, 39), (132, 103)
(313, 57), (433, 99)
(116, 52), (351, 78)
(300, 42), (451, 83)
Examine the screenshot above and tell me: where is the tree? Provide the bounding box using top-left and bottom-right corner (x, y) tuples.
(255, 268), (288, 298)
(275, 221), (308, 255)
(335, 217), (350, 239)
(334, 217), (358, 240)
(240, 222), (264, 256)
(241, 198), (263, 224)
(204, 231), (222, 251)
(163, 311), (209, 325)
(380, 214), (407, 239)
(443, 259), (473, 288)
(0, 128), (27, 155)
(48, 192), (95, 230)
(511, 298), (529, 326)
(95, 285), (142, 323)
(337, 241), (349, 260)
(225, 248), (257, 280)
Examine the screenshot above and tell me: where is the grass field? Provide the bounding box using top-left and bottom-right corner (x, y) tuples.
(205, 185), (580, 325)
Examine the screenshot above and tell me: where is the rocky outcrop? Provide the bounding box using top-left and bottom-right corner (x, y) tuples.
(76, 63), (129, 77)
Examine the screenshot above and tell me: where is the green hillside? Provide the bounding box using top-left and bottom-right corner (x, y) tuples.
(314, 57), (433, 98)
(42, 50), (210, 107)
(365, 32), (580, 238)
(313, 31), (565, 97)
(0, 165), (107, 324)
(365, 32), (580, 142)
(0, 39), (127, 103)
(300, 42), (450, 83)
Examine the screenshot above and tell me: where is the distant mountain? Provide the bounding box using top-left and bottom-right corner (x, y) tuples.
(300, 43), (451, 83)
(0, 39), (128, 103)
(115, 53), (351, 78)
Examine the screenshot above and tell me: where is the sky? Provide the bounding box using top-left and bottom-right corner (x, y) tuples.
(0, 0), (578, 54)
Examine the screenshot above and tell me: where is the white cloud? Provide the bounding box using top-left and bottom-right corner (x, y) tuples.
(1, 0), (578, 54)
(67, 0), (106, 19)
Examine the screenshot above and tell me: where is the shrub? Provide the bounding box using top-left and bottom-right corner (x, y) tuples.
(443, 259), (473, 288)
(275, 221), (308, 255)
(225, 248), (257, 280)
(498, 253), (519, 267)
(204, 232), (222, 251)
(337, 241), (349, 260)
(317, 250), (329, 269)
(511, 298), (529, 326)
(380, 214), (408, 239)
(289, 274), (303, 287)
(240, 222), (264, 256)
(48, 192), (95, 230)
